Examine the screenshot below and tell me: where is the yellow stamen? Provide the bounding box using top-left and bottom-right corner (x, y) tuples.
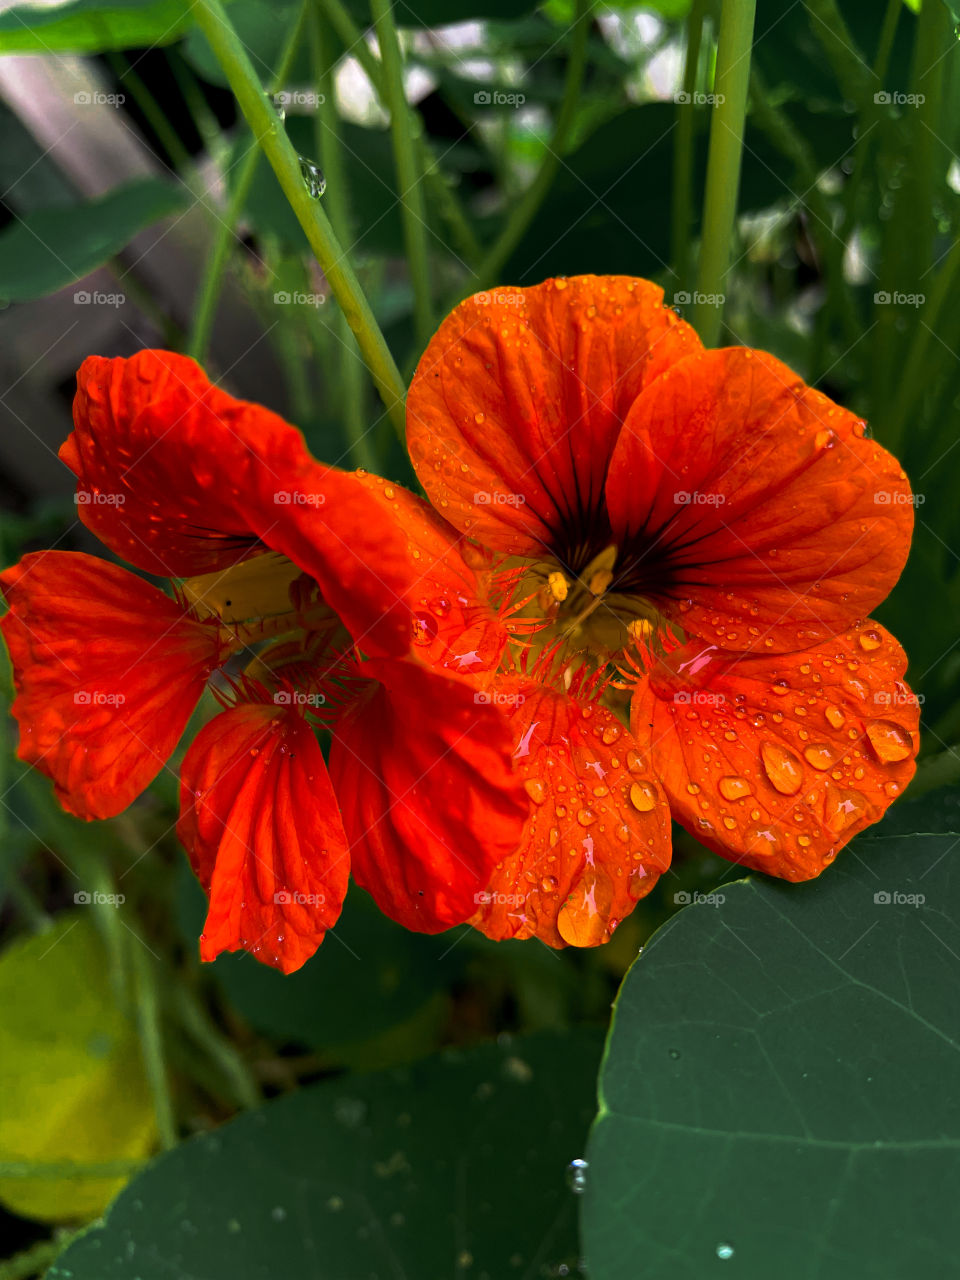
(548, 570), (570, 602)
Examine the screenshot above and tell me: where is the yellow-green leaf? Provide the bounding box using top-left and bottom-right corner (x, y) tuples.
(0, 916), (156, 1222)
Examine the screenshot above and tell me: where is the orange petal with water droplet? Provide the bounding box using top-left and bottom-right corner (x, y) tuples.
(406, 276), (701, 557)
(469, 677), (671, 946)
(630, 619), (918, 880)
(605, 348), (914, 654)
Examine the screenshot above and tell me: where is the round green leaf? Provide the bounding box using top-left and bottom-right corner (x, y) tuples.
(583, 831), (960, 1278)
(52, 1030), (601, 1279)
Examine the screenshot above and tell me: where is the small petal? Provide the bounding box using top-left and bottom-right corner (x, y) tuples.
(178, 703), (349, 974)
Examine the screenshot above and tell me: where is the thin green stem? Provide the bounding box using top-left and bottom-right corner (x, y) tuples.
(169, 984), (260, 1110)
(192, 0), (407, 435)
(887, 235), (960, 450)
(316, 0), (481, 264)
(803, 0), (873, 108)
(106, 50), (193, 173)
(460, 0), (592, 295)
(0, 1158), (145, 1177)
(692, 0), (756, 345)
(0, 1236), (78, 1280)
(132, 943), (177, 1150)
(906, 743), (960, 801)
(370, 0), (433, 346)
(309, 2), (375, 468)
(671, 0), (706, 292)
(188, 2), (310, 362)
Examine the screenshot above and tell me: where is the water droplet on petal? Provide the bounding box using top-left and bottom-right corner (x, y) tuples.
(859, 629), (882, 651)
(824, 785), (867, 831)
(412, 612), (438, 645)
(718, 775), (751, 801)
(803, 742), (839, 770)
(524, 778), (546, 805)
(760, 742), (804, 794)
(825, 704), (845, 729)
(629, 780), (658, 812)
(744, 823), (781, 856)
(866, 720), (913, 763)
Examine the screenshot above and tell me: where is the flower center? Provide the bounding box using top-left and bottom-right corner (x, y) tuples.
(511, 545), (677, 673)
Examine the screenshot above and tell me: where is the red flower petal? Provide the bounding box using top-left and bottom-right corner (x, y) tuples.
(178, 703), (349, 974)
(605, 348), (914, 652)
(352, 471), (511, 675)
(330, 659), (528, 933)
(64, 351), (411, 656)
(630, 621), (919, 879)
(470, 676), (671, 946)
(407, 276), (700, 557)
(0, 552), (220, 819)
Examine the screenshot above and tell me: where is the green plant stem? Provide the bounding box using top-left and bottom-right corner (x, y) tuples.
(803, 0), (873, 108)
(188, 2), (310, 362)
(192, 0), (407, 436)
(132, 943), (177, 1150)
(309, 3), (375, 469)
(692, 0), (756, 345)
(170, 984), (260, 1110)
(0, 1159), (145, 1178)
(0, 1231), (82, 1280)
(887, 235), (960, 450)
(460, 0), (592, 296)
(370, 0), (433, 347)
(907, 743), (960, 801)
(671, 0), (706, 293)
(316, 0), (481, 264)
(106, 50), (193, 174)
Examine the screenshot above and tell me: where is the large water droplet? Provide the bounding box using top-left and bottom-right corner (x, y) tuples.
(803, 742), (838, 771)
(716, 1242), (735, 1260)
(524, 778), (546, 805)
(298, 156), (326, 198)
(824, 784), (867, 832)
(825, 704), (845, 729)
(760, 742), (803, 794)
(718, 775), (751, 800)
(866, 719), (912, 763)
(629, 780), (658, 812)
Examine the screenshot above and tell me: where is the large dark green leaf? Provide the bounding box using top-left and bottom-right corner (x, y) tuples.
(583, 829), (960, 1278)
(51, 1030), (601, 1279)
(0, 0), (216, 53)
(0, 180), (187, 303)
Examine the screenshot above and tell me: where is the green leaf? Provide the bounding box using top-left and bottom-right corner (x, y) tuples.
(583, 830), (960, 1278)
(0, 179), (187, 305)
(0, 0), (211, 53)
(0, 916), (156, 1222)
(52, 1030), (601, 1278)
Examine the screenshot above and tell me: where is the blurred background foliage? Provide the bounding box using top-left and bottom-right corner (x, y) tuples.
(0, 0), (958, 1275)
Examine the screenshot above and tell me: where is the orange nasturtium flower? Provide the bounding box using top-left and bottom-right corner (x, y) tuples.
(0, 352), (527, 973)
(405, 275), (920, 946)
